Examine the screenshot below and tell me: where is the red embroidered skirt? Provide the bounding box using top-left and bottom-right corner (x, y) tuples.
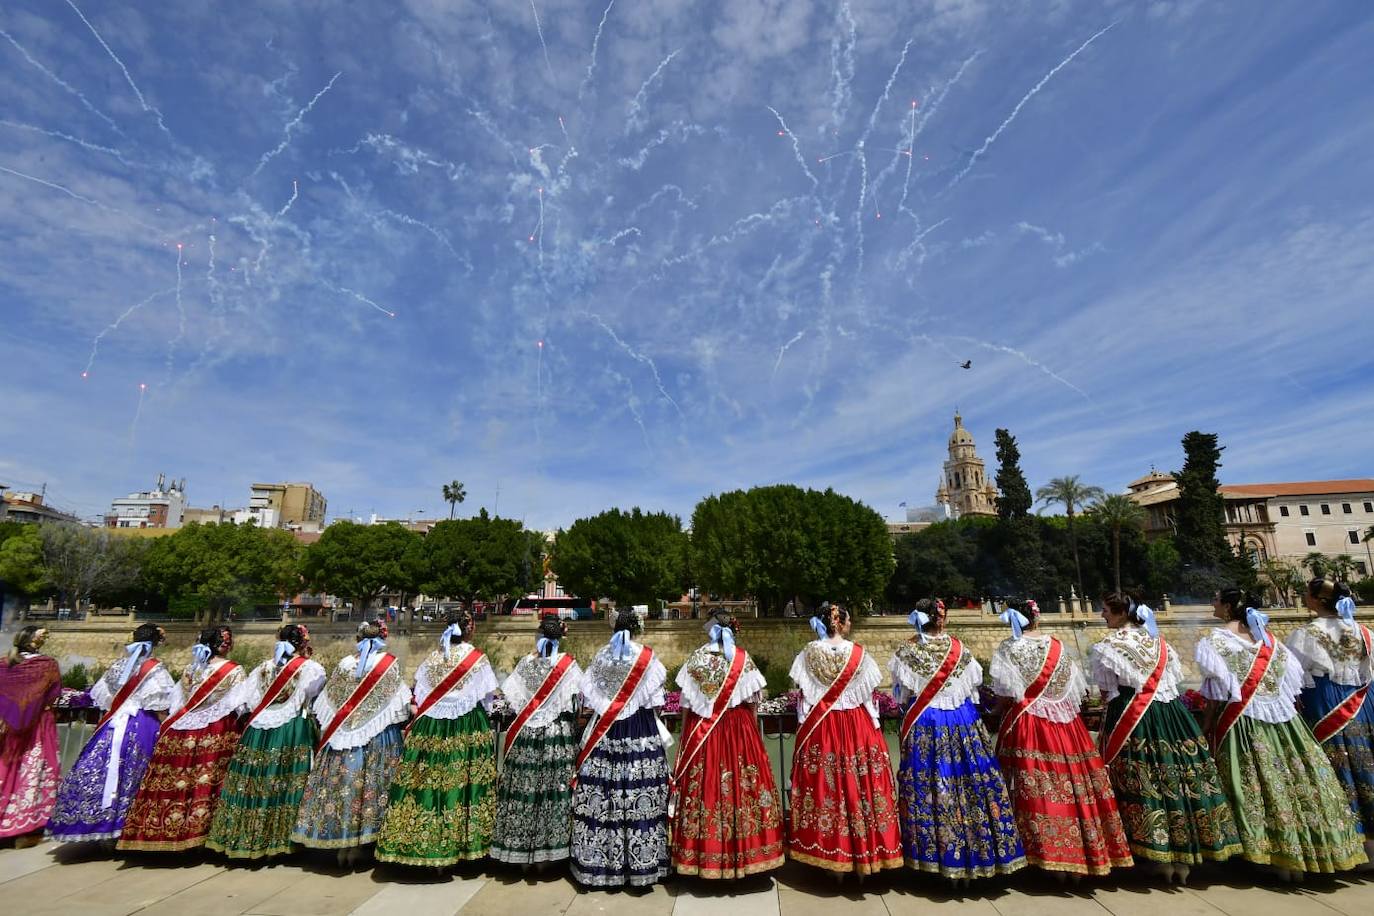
(671, 705), (785, 878)
(787, 707), (903, 874)
(117, 714), (244, 852)
(997, 711), (1133, 875)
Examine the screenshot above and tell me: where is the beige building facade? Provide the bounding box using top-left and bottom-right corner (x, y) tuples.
(935, 412), (998, 519)
(250, 482), (327, 527)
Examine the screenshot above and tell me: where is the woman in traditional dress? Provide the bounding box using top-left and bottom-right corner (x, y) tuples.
(1198, 587), (1366, 879)
(292, 619), (410, 866)
(890, 600), (1024, 883)
(118, 625), (245, 852)
(376, 609), (498, 867)
(991, 599), (1132, 877)
(491, 615), (583, 868)
(0, 627), (62, 846)
(1287, 577), (1374, 862)
(1091, 593), (1241, 881)
(48, 624), (174, 846)
(787, 602), (904, 878)
(570, 608), (672, 888)
(205, 623), (326, 860)
(670, 610), (785, 879)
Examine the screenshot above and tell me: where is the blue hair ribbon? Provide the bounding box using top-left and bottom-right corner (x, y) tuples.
(273, 640), (296, 667)
(907, 610), (930, 643)
(120, 641), (153, 685)
(999, 608), (1028, 639)
(809, 616), (829, 640)
(189, 643), (213, 674)
(709, 623), (736, 661)
(1131, 601), (1160, 638)
(439, 623), (461, 659)
(536, 636), (559, 658)
(356, 637), (385, 678)
(609, 629), (633, 661)
(1244, 607), (1272, 647)
(1336, 595), (1357, 625)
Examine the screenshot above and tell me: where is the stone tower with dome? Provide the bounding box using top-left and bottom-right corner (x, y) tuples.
(935, 412), (999, 519)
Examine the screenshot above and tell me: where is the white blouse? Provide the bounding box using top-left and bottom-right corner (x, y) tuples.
(234, 657), (327, 730)
(413, 645), (499, 719)
(500, 652), (583, 728)
(90, 656), (175, 719)
(990, 635), (1089, 723)
(1197, 627), (1302, 724)
(676, 644), (767, 717)
(789, 638), (882, 727)
(312, 652), (412, 750)
(580, 641), (668, 720)
(1089, 626), (1184, 704)
(165, 658), (248, 730)
(1286, 617), (1374, 689)
(888, 635), (982, 710)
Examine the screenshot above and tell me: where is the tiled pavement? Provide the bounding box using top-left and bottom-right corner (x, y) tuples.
(2, 842), (1372, 915)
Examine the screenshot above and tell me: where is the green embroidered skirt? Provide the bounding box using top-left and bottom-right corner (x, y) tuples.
(374, 708), (496, 867)
(205, 715), (315, 859)
(1214, 713), (1366, 872)
(490, 712), (577, 864)
(1101, 691), (1242, 864)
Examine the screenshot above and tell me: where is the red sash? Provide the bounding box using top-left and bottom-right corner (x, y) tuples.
(316, 653), (398, 751)
(1211, 640), (1274, 751)
(405, 648), (488, 735)
(1099, 638), (1168, 764)
(997, 638), (1063, 754)
(94, 658), (161, 732)
(1313, 624), (1373, 743)
(573, 646), (653, 788)
(899, 637), (963, 745)
(794, 644), (865, 755)
(244, 656), (308, 728)
(503, 653), (575, 755)
(670, 649), (747, 791)
(160, 661), (241, 733)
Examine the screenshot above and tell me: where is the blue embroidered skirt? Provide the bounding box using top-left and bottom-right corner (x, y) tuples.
(896, 698), (1026, 877)
(1301, 676), (1374, 835)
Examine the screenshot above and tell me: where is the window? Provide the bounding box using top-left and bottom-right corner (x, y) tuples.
(1350, 531), (1361, 545)
(1279, 505), (1290, 517)
(1365, 502), (1373, 513)
(1305, 532), (1317, 546)
(1343, 503), (1353, 514)
(1300, 505), (1310, 516)
(1358, 561), (1369, 576)
(1320, 504), (1331, 515)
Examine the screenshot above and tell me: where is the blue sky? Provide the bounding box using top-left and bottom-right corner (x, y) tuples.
(2, 1), (1371, 529)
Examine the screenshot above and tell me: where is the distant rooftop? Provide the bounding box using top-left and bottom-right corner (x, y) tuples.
(1219, 479), (1374, 498)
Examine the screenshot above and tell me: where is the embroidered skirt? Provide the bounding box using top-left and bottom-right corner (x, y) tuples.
(375, 709), (497, 866)
(570, 706), (670, 887)
(997, 711), (1133, 875)
(1100, 691), (1242, 864)
(291, 723), (403, 849)
(48, 710), (160, 842)
(1301, 676), (1374, 836)
(116, 713), (244, 852)
(788, 706), (904, 875)
(0, 709), (59, 838)
(1214, 713), (1367, 872)
(671, 705), (785, 879)
(204, 715), (316, 859)
(491, 711), (577, 864)
(897, 700), (1025, 878)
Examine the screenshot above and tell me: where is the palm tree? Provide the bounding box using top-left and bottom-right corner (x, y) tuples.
(441, 480), (466, 520)
(1088, 493), (1146, 593)
(1036, 476), (1105, 604)
(1302, 551), (1329, 578)
(1328, 554), (1357, 581)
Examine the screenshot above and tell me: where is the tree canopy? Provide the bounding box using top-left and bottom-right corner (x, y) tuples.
(300, 521), (418, 612)
(994, 429), (1032, 519)
(1172, 431), (1255, 596)
(420, 511), (539, 605)
(552, 508), (688, 608)
(143, 521), (301, 620)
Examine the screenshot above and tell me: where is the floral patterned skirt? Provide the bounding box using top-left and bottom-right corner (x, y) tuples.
(1301, 676), (1374, 835)
(48, 710), (160, 842)
(375, 709), (497, 867)
(570, 707), (670, 887)
(291, 723), (402, 849)
(491, 712), (577, 864)
(1215, 713), (1366, 872)
(116, 713), (244, 852)
(671, 705), (785, 879)
(997, 711), (1133, 875)
(0, 710), (59, 838)
(1101, 692), (1242, 864)
(788, 706), (904, 875)
(897, 700), (1025, 878)
(204, 715), (316, 859)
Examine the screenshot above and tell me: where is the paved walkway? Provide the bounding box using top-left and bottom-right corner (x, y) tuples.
(3, 842), (1373, 915)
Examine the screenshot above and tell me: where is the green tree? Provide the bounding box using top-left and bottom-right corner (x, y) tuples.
(144, 522), (301, 621)
(1172, 431), (1254, 592)
(301, 521), (418, 615)
(1302, 551), (1330, 578)
(994, 429), (1033, 519)
(1328, 554), (1358, 581)
(1258, 557), (1304, 607)
(887, 522), (977, 605)
(1035, 476), (1104, 603)
(1088, 494), (1147, 593)
(1144, 537), (1182, 599)
(442, 480), (466, 520)
(421, 510), (539, 606)
(0, 526), (49, 596)
(552, 508), (689, 609)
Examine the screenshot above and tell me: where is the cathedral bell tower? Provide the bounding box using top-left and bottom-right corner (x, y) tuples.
(935, 412), (998, 519)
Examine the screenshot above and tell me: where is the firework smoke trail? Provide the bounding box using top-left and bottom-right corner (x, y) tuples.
(337, 285), (395, 318)
(600, 227), (641, 247)
(578, 0), (616, 104)
(585, 312), (686, 421)
(628, 184), (696, 221)
(128, 382), (147, 447)
(342, 133), (467, 181)
(528, 187), (545, 245)
(163, 244), (186, 380)
(0, 27), (122, 134)
(0, 119), (127, 163)
(250, 71), (342, 178)
(767, 107), (819, 190)
(529, 0), (558, 87)
(943, 335), (1094, 403)
(63, 0), (173, 139)
(624, 49), (681, 134)
(619, 121), (705, 171)
(275, 180), (299, 220)
(827, 1), (858, 132)
(895, 216), (949, 270)
(772, 329), (807, 379)
(854, 143), (869, 272)
(949, 23), (1116, 190)
(897, 52), (981, 215)
(80, 287), (175, 377)
(0, 163), (160, 232)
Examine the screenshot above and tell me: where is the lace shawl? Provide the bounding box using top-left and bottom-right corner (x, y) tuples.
(500, 652), (583, 728)
(888, 637), (982, 709)
(579, 642), (667, 720)
(675, 644), (767, 717)
(234, 658), (327, 730)
(789, 639), (882, 727)
(165, 659), (247, 730)
(313, 652), (411, 749)
(1285, 618), (1374, 688)
(989, 635), (1087, 722)
(1089, 627), (1184, 704)
(90, 656), (175, 717)
(413, 645), (499, 719)
(1196, 627), (1302, 723)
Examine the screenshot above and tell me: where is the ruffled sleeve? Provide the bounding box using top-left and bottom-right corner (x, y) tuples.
(1195, 631), (1239, 702)
(989, 640), (1024, 700)
(1284, 626), (1323, 689)
(1088, 642), (1121, 695)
